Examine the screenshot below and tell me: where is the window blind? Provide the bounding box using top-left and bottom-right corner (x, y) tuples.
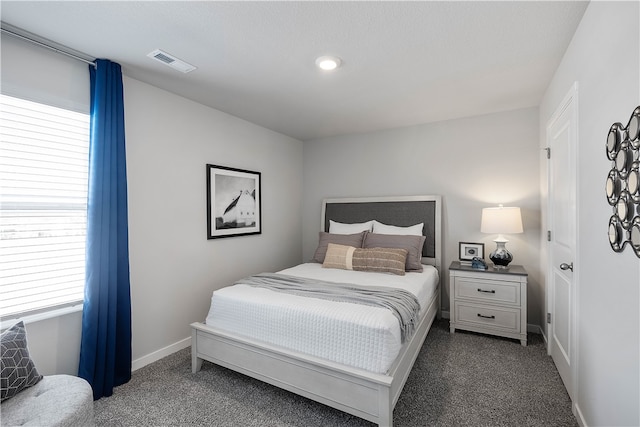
(1, 33), (90, 114)
(0, 94), (89, 320)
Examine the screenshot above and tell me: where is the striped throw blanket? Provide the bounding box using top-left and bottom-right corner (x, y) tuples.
(236, 273), (421, 343)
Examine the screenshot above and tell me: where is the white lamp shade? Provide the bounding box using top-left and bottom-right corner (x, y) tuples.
(481, 206), (523, 234)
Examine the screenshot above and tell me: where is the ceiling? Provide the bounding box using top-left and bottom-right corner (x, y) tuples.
(1, 1), (588, 141)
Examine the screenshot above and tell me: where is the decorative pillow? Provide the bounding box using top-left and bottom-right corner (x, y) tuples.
(328, 220), (374, 234)
(312, 231), (367, 263)
(322, 243), (408, 276)
(363, 233), (426, 272)
(372, 220), (424, 236)
(322, 243), (357, 270)
(1, 321), (43, 402)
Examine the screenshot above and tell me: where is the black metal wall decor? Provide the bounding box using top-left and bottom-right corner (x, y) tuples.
(606, 106), (640, 258)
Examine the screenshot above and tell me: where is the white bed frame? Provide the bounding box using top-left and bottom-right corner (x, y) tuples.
(191, 195), (442, 426)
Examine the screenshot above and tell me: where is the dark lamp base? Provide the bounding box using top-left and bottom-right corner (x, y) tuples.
(490, 240), (513, 269)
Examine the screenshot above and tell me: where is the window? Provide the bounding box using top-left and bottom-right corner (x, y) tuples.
(0, 94), (90, 320)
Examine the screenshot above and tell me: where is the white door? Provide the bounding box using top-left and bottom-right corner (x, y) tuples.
(546, 84), (577, 401)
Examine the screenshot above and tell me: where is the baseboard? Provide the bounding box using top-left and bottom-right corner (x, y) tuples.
(527, 323), (544, 335)
(132, 336), (191, 371)
(574, 403), (587, 427)
(540, 327), (548, 346)
(441, 310), (450, 319)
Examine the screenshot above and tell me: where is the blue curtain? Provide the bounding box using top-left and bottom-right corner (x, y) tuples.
(78, 59), (132, 400)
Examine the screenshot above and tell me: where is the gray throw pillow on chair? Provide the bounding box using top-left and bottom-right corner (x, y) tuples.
(1, 321), (43, 402)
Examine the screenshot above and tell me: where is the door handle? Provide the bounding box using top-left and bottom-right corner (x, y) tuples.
(559, 262), (573, 272)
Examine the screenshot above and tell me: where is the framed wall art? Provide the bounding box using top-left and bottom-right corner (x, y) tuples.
(206, 164), (261, 239)
(459, 242), (485, 261)
(605, 106), (640, 258)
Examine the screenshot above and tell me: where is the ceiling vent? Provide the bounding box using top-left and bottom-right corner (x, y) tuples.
(147, 49), (196, 73)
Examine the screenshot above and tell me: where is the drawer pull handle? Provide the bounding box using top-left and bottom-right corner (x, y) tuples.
(477, 288), (496, 294)
(477, 313), (496, 319)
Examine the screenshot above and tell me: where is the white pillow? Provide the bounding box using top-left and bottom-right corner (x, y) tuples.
(329, 220), (374, 234)
(372, 220), (423, 236)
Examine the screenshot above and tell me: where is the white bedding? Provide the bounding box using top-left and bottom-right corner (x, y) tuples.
(205, 263), (439, 373)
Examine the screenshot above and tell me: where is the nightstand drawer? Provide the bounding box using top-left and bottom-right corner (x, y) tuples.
(454, 302), (521, 333)
(455, 278), (520, 305)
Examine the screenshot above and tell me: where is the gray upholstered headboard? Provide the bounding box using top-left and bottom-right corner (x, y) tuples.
(321, 195), (442, 271)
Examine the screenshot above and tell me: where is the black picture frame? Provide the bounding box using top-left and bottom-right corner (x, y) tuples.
(206, 164), (261, 239)
(459, 242), (485, 261)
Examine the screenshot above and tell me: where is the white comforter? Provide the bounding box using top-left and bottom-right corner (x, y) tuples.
(205, 263), (439, 373)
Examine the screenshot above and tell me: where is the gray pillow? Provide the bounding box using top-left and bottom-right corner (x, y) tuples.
(363, 233), (426, 272)
(1, 321), (43, 402)
(312, 231), (367, 263)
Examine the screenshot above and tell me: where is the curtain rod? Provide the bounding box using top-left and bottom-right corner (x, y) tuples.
(1, 24), (96, 68)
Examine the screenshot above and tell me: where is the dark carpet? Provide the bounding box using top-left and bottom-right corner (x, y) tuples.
(94, 319), (577, 426)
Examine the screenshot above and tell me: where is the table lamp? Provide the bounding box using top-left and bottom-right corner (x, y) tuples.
(481, 205), (523, 269)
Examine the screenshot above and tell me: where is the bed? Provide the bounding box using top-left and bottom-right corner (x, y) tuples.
(191, 195), (442, 426)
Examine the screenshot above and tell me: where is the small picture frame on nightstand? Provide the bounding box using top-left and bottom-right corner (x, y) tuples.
(459, 242), (485, 263)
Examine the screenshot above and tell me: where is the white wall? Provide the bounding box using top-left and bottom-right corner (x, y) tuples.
(18, 76), (303, 374)
(124, 77), (303, 363)
(302, 107), (543, 326)
(22, 310), (83, 376)
(539, 1), (640, 425)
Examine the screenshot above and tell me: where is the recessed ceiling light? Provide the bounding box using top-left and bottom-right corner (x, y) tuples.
(315, 55), (341, 71)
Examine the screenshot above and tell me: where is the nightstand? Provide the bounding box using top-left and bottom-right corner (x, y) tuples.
(449, 261), (528, 346)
